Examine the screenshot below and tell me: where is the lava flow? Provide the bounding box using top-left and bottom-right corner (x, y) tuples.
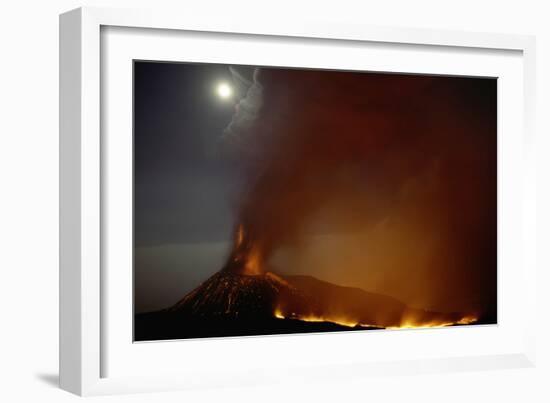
(273, 306), (478, 330)
(386, 314), (479, 330)
(274, 308), (379, 328)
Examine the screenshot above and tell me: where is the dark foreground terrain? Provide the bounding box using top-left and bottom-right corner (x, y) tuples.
(134, 312), (382, 341)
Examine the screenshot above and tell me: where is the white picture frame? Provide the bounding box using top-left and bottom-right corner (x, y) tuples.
(59, 6), (537, 396)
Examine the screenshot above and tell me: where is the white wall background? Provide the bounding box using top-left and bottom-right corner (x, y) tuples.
(0, 1), (548, 402)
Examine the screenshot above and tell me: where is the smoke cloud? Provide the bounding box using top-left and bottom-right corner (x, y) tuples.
(219, 67), (496, 318)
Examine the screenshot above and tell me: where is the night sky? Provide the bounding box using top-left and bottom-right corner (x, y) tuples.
(134, 61), (497, 319)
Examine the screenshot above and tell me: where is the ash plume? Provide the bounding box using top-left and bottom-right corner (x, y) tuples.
(217, 66), (496, 318)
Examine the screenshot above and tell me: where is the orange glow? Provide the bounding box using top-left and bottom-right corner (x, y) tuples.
(274, 308), (285, 319)
(229, 224), (264, 276)
(456, 315), (479, 325)
(235, 224), (244, 247)
(274, 307), (478, 330)
(384, 314), (478, 329)
(243, 245), (262, 276)
(273, 307), (377, 328)
(386, 312), (479, 330)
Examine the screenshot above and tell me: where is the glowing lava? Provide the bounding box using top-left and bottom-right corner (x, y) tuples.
(386, 312), (479, 329)
(274, 308), (379, 328)
(274, 307), (478, 330)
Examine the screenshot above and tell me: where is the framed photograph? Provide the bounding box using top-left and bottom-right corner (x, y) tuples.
(60, 7), (537, 396)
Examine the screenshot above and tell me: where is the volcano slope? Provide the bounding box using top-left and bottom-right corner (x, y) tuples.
(135, 270), (373, 341)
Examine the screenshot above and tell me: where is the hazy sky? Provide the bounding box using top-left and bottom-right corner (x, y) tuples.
(134, 62), (240, 246)
(134, 61), (496, 318)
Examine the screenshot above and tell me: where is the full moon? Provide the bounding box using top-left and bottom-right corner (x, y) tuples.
(216, 82), (233, 99)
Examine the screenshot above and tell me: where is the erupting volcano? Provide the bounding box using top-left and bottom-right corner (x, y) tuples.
(136, 225), (480, 341)
(133, 61), (496, 342)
